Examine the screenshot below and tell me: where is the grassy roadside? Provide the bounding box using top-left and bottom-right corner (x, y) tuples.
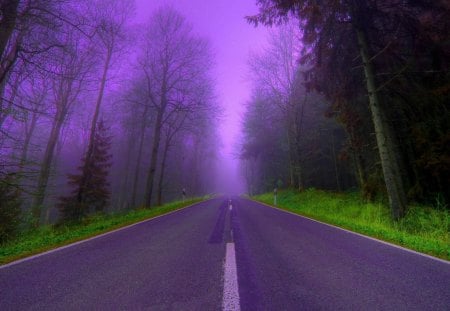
(252, 189), (450, 261)
(0, 197), (207, 265)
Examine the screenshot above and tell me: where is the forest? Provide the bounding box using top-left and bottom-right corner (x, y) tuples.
(241, 0), (449, 221)
(0, 0), (449, 248)
(0, 1), (449, 308)
(0, 1), (220, 241)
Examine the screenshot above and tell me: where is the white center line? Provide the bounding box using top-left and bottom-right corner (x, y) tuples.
(223, 242), (240, 311)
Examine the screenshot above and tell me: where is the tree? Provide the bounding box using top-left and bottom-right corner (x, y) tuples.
(76, 0), (134, 211)
(248, 22), (302, 189)
(57, 120), (112, 222)
(138, 6), (215, 207)
(33, 26), (95, 225)
(0, 173), (21, 243)
(247, 0), (450, 219)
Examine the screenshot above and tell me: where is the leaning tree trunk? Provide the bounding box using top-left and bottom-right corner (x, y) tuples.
(33, 110), (65, 225)
(355, 27), (407, 220)
(77, 49), (112, 205)
(0, 0), (20, 84)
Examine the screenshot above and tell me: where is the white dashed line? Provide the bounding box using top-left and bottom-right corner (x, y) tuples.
(223, 242), (240, 311)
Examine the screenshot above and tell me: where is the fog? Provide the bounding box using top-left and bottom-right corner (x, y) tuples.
(0, 0), (267, 224)
(1, 0), (448, 227)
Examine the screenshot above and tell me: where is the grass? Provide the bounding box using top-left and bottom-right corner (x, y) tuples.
(253, 189), (450, 261)
(0, 197), (207, 265)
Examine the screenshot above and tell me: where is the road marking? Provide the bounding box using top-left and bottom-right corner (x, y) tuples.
(0, 198), (215, 269)
(229, 205), (232, 211)
(223, 242), (240, 311)
(251, 199), (450, 265)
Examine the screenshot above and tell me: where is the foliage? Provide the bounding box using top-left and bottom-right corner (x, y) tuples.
(254, 189), (450, 260)
(0, 174), (21, 243)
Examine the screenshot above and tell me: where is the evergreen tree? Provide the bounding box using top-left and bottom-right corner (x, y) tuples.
(249, 0), (450, 218)
(57, 120), (112, 222)
(0, 173), (21, 243)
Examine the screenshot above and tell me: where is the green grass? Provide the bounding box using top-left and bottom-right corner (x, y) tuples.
(0, 197), (207, 265)
(253, 189), (450, 261)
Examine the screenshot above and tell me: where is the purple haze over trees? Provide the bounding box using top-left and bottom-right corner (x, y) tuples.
(1, 0), (267, 229)
(2, 0), (446, 236)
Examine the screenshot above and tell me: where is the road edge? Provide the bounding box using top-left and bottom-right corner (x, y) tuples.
(0, 198), (215, 269)
(246, 197), (450, 265)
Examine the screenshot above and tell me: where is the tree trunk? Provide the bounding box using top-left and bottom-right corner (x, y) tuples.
(293, 123), (303, 191)
(355, 27), (407, 220)
(144, 110), (163, 207)
(0, 0), (20, 84)
(286, 125), (295, 188)
(131, 107), (148, 207)
(0, 70), (20, 130)
(33, 111), (65, 225)
(20, 110), (38, 170)
(156, 137), (170, 206)
(77, 48), (112, 205)
(331, 130), (341, 191)
(118, 133), (134, 209)
(354, 151), (368, 194)
(192, 139), (200, 195)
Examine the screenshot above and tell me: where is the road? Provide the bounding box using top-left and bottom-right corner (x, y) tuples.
(1, 197), (449, 310)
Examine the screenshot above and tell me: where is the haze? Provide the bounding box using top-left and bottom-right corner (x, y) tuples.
(1, 0), (448, 228)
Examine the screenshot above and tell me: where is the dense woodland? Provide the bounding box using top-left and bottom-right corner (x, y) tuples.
(241, 0), (449, 219)
(0, 0), (449, 243)
(0, 1), (220, 240)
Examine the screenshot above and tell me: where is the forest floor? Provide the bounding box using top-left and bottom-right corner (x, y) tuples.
(252, 189), (450, 261)
(0, 197), (207, 265)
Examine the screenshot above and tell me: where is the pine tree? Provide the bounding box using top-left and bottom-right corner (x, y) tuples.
(0, 173), (21, 243)
(57, 120), (112, 223)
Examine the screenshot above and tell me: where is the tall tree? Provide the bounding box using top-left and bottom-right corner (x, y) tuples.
(247, 0), (450, 218)
(76, 0), (134, 210)
(0, 173), (21, 243)
(33, 27), (94, 225)
(248, 22), (302, 189)
(138, 7), (214, 207)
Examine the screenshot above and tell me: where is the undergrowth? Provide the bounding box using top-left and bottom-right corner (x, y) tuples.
(253, 189), (450, 261)
(0, 197), (206, 265)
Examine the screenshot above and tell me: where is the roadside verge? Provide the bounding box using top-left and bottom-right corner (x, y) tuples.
(0, 197), (209, 266)
(249, 190), (450, 262)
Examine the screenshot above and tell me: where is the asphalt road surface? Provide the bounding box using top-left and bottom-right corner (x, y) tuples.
(1, 197), (449, 310)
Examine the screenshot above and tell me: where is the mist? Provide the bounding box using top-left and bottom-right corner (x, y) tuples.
(1, 0), (448, 229)
(0, 0), (266, 226)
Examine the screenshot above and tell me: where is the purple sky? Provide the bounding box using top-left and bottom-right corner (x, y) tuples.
(135, 0), (270, 193)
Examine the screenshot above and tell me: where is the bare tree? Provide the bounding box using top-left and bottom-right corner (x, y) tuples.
(248, 22), (305, 189)
(138, 7), (214, 207)
(33, 27), (95, 225)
